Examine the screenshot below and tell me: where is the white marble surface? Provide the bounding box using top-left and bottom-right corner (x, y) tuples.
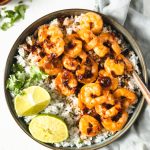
(0, 0), (95, 150)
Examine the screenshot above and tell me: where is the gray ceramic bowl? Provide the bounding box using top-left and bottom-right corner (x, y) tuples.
(4, 9), (148, 150)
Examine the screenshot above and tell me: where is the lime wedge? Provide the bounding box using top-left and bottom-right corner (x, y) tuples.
(29, 114), (68, 143)
(14, 86), (50, 116)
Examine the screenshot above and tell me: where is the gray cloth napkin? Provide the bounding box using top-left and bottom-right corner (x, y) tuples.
(95, 0), (150, 149)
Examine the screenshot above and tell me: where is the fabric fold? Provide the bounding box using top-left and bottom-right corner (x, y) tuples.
(95, 0), (131, 24)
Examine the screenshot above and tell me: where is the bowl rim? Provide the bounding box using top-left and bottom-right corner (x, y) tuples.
(4, 8), (148, 150)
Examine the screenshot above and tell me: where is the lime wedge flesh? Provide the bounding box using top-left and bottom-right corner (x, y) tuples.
(14, 86), (50, 116)
(29, 114), (68, 143)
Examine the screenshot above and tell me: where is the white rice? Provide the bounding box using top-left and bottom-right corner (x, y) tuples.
(18, 47), (26, 57)
(24, 115), (37, 123)
(50, 18), (60, 26)
(128, 51), (141, 74)
(66, 27), (73, 35)
(15, 55), (26, 67)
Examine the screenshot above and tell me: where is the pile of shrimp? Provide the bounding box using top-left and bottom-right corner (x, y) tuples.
(24, 12), (137, 137)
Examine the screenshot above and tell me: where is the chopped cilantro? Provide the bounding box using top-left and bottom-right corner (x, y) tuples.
(0, 3), (29, 31)
(0, 14), (2, 20)
(1, 7), (6, 10)
(5, 10), (16, 18)
(1, 22), (12, 31)
(18, 1), (23, 4)
(15, 4), (28, 19)
(12, 64), (24, 72)
(6, 64), (48, 96)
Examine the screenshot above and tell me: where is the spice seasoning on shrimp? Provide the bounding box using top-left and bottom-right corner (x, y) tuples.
(98, 76), (112, 88)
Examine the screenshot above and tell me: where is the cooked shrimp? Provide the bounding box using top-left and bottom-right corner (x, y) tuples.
(41, 24), (64, 57)
(78, 95), (86, 110)
(76, 64), (98, 84)
(104, 57), (125, 76)
(64, 34), (82, 58)
(97, 91), (115, 105)
(38, 25), (49, 43)
(93, 36), (110, 57)
(48, 24), (63, 38)
(62, 55), (79, 71)
(55, 70), (78, 96)
(77, 29), (98, 51)
(80, 12), (103, 34)
(38, 24), (64, 43)
(43, 37), (65, 58)
(93, 42), (110, 57)
(38, 56), (63, 76)
(97, 70), (118, 91)
(76, 52), (98, 84)
(78, 83), (103, 109)
(119, 54), (133, 72)
(101, 111), (128, 132)
(94, 33), (121, 56)
(114, 88), (137, 108)
(95, 102), (121, 119)
(79, 115), (101, 137)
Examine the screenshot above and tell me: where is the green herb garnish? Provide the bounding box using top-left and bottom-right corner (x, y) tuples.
(14, 4), (28, 19)
(0, 14), (2, 20)
(0, 3), (29, 31)
(1, 22), (12, 31)
(1, 7), (6, 10)
(6, 64), (48, 96)
(5, 10), (16, 18)
(18, 1), (23, 4)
